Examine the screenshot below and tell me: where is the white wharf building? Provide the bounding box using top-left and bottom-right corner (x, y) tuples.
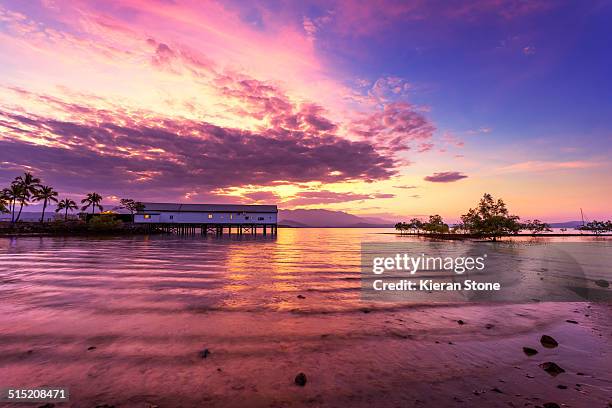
(134, 203), (278, 235)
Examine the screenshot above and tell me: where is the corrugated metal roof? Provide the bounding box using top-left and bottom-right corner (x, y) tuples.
(141, 202), (278, 213)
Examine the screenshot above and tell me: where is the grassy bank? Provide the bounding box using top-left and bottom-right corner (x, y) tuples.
(0, 219), (164, 237)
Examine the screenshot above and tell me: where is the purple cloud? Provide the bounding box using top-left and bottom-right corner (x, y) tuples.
(424, 171), (468, 183)
(0, 103), (397, 202)
(350, 102), (435, 151)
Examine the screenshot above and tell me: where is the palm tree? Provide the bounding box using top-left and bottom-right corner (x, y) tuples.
(33, 185), (59, 223)
(13, 172), (41, 222)
(3, 183), (27, 223)
(81, 192), (103, 214)
(55, 198), (79, 221)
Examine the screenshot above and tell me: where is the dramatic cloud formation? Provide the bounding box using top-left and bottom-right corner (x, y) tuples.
(0, 102), (396, 200)
(0, 1), (436, 207)
(424, 172), (468, 183)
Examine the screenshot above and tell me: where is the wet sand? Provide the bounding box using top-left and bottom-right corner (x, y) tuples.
(0, 231), (610, 407)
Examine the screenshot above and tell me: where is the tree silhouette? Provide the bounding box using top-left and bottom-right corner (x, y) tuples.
(81, 193), (104, 214)
(461, 193), (521, 240)
(13, 172), (41, 222)
(118, 198), (145, 222)
(33, 185), (59, 223)
(55, 198), (79, 221)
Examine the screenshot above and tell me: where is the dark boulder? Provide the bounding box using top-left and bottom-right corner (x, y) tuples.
(540, 335), (558, 348)
(540, 362), (565, 376)
(295, 372), (307, 386)
(523, 347), (538, 356)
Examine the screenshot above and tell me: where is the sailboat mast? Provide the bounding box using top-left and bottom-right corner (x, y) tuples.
(580, 208), (585, 226)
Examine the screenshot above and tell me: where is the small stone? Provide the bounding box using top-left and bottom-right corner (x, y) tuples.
(540, 335), (558, 348)
(297, 295), (305, 299)
(361, 309), (371, 314)
(491, 387), (503, 393)
(199, 349), (211, 359)
(457, 320), (465, 325)
(556, 385), (567, 389)
(38, 404), (55, 408)
(543, 403), (560, 408)
(523, 347), (538, 356)
(594, 279), (609, 288)
(565, 320), (578, 324)
(295, 372), (307, 386)
(87, 346), (97, 350)
(485, 323), (494, 329)
(540, 362), (565, 376)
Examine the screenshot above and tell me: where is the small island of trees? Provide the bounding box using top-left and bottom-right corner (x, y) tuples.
(395, 193), (612, 240)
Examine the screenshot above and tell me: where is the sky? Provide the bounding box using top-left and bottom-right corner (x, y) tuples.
(0, 0), (611, 222)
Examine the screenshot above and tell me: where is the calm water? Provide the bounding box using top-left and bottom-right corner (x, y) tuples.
(0, 229), (610, 407)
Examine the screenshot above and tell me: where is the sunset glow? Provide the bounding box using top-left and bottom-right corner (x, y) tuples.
(1, 0), (611, 222)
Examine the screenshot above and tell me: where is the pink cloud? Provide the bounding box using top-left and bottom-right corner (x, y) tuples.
(417, 143), (434, 153)
(498, 160), (602, 173)
(0, 92), (398, 201)
(350, 102), (435, 151)
(441, 132), (465, 148)
(424, 171), (468, 183)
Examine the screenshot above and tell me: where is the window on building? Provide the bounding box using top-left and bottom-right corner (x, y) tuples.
(230, 214), (233, 220)
(144, 214), (151, 219)
(208, 214), (213, 219)
(258, 217), (264, 221)
(169, 215), (174, 220)
(245, 216), (250, 220)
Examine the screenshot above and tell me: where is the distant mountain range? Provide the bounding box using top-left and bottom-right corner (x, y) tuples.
(278, 209), (394, 228)
(548, 221), (584, 228)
